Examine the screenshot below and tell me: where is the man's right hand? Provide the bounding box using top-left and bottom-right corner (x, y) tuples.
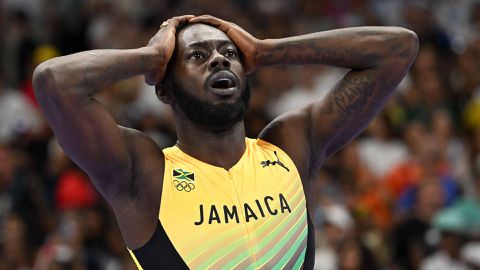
(145, 15), (194, 86)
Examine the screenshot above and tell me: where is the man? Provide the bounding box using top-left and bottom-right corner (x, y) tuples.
(33, 15), (418, 269)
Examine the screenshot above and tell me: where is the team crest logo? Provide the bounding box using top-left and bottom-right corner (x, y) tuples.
(173, 169), (195, 192)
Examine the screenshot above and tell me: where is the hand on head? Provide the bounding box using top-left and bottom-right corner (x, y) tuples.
(145, 15), (194, 86)
(145, 15), (260, 86)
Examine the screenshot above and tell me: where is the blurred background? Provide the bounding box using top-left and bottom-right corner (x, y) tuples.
(1, 0), (480, 269)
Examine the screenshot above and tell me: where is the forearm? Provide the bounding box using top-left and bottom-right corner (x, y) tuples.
(256, 26), (418, 70)
(33, 47), (161, 97)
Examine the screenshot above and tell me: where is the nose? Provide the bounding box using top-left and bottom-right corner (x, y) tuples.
(209, 53), (231, 70)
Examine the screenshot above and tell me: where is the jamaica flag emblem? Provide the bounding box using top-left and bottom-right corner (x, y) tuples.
(173, 169), (195, 181)
(173, 169), (195, 192)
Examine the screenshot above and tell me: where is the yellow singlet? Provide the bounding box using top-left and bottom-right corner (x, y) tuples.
(130, 138), (308, 269)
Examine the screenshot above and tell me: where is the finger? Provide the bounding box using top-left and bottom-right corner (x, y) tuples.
(164, 18), (178, 29)
(163, 15), (196, 33)
(189, 15), (224, 27)
(192, 14), (221, 20)
(172, 15), (195, 24)
(162, 17), (182, 30)
(188, 15), (221, 24)
(190, 17), (232, 34)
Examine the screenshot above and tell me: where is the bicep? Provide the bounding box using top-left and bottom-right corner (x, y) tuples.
(260, 69), (400, 178)
(310, 68), (396, 160)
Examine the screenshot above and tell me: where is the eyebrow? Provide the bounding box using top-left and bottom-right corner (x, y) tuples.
(185, 40), (234, 49)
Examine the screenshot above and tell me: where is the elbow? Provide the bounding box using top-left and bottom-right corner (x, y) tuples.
(392, 28), (419, 66)
(400, 29), (419, 63)
(379, 28), (419, 72)
(32, 61), (58, 95)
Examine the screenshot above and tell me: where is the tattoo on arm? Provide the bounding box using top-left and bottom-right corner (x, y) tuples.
(333, 75), (376, 115)
(261, 27), (418, 172)
(266, 41), (381, 69)
(260, 28), (416, 72)
(260, 29), (412, 69)
(317, 70), (393, 158)
(388, 41), (414, 58)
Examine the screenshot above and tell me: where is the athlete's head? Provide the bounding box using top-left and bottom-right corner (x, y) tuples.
(157, 23), (250, 132)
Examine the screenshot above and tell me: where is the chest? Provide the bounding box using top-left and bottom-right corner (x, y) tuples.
(159, 158), (308, 269)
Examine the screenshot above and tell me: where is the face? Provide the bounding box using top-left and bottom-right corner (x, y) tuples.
(165, 24), (249, 131)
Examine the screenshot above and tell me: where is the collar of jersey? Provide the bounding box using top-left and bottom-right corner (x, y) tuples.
(171, 138), (251, 173)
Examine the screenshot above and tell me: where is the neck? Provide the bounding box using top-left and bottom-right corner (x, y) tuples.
(175, 114), (246, 170)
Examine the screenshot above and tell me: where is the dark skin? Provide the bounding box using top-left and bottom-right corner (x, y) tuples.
(162, 24), (248, 168)
(33, 15), (418, 250)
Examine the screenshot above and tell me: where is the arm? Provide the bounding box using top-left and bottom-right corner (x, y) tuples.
(258, 27), (418, 166)
(33, 48), (159, 190)
(33, 16), (193, 248)
(190, 16), (418, 178)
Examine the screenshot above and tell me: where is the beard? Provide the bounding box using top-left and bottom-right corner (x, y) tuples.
(172, 80), (251, 132)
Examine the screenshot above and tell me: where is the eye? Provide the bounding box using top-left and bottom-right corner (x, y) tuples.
(189, 52), (205, 60)
(225, 50), (238, 58)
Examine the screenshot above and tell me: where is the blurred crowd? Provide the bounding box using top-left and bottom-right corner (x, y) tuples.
(1, 0), (480, 269)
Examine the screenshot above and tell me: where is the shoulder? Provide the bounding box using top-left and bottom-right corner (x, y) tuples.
(118, 125), (157, 144)
(258, 108), (318, 181)
(118, 126), (165, 159)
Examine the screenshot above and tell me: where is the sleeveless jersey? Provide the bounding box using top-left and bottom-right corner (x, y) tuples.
(130, 138), (313, 269)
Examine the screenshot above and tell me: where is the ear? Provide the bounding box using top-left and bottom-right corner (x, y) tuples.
(155, 83), (174, 105)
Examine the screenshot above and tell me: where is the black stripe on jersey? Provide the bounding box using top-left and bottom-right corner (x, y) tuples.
(132, 215), (315, 269)
(132, 220), (189, 270)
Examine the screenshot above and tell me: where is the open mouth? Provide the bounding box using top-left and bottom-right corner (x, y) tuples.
(208, 71), (238, 94)
(211, 78), (236, 89)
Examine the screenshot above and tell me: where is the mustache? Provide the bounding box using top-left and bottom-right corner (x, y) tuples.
(172, 79), (251, 132)
(204, 69), (240, 88)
